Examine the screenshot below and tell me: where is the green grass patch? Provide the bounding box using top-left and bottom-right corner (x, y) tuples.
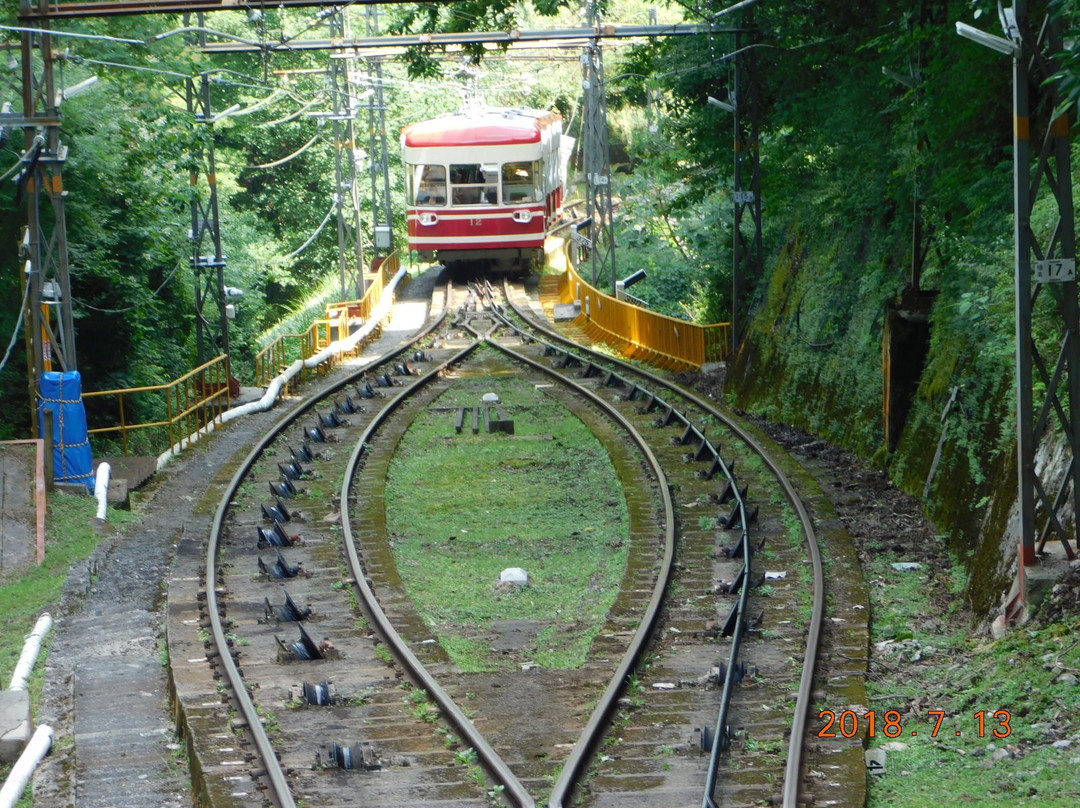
(385, 375), (629, 672)
(864, 549), (1080, 806)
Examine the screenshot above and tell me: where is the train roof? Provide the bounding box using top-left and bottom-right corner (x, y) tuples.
(402, 107), (559, 148)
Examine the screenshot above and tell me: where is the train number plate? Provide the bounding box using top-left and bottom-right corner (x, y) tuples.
(470, 218), (483, 227)
(1035, 258), (1075, 283)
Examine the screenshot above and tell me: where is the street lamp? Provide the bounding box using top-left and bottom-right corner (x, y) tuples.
(955, 21), (1018, 56)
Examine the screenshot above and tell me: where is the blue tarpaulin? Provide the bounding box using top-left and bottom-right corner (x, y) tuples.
(39, 370), (94, 490)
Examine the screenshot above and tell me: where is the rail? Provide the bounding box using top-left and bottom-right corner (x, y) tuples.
(557, 263), (732, 366)
(255, 253), (402, 386)
(83, 354), (231, 457)
(501, 281), (823, 807)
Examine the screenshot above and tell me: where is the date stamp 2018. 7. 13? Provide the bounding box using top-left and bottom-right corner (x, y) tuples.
(818, 709), (1012, 739)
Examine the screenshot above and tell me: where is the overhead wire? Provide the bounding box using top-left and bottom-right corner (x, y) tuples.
(285, 201), (337, 260)
(78, 256), (186, 315)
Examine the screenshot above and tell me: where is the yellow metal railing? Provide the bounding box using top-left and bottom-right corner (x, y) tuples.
(255, 253), (402, 386)
(83, 354), (232, 457)
(559, 264), (731, 366)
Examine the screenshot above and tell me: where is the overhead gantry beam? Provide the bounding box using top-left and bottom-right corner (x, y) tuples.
(18, 1), (405, 21)
(197, 23), (715, 54)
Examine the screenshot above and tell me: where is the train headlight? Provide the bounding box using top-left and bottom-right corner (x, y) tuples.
(512, 210), (533, 224)
(418, 212), (438, 226)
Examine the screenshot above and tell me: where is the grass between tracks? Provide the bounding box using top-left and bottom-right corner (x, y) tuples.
(863, 547), (1080, 807)
(385, 374), (629, 672)
(0, 491), (139, 792)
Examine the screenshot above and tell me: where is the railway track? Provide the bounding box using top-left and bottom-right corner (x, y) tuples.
(168, 277), (861, 808)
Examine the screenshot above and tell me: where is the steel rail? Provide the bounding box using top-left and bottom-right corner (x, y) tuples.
(479, 334), (677, 808)
(481, 281), (753, 807)
(340, 288), (678, 807)
(338, 337), (544, 808)
(203, 295), (449, 808)
(501, 283), (824, 807)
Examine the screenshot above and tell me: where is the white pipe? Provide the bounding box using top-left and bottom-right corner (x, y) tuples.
(8, 613), (52, 692)
(94, 462), (110, 520)
(0, 725), (54, 808)
(154, 268), (408, 473)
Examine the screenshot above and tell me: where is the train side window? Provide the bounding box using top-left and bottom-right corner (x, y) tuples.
(502, 162), (539, 204)
(450, 163), (497, 206)
(410, 164), (446, 206)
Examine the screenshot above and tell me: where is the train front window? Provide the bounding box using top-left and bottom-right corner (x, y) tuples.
(502, 162), (540, 204)
(410, 165), (446, 206)
(450, 163), (498, 206)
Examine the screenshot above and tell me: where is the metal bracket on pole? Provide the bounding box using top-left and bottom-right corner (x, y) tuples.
(18, 1), (77, 435)
(582, 0), (616, 291)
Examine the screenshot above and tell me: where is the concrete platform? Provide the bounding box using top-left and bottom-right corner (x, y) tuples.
(0, 689), (32, 763)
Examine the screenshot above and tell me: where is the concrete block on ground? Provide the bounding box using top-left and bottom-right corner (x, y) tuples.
(106, 477), (130, 509)
(0, 689), (33, 763)
(553, 303), (580, 322)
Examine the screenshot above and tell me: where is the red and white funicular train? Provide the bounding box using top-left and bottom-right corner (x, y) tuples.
(402, 105), (571, 274)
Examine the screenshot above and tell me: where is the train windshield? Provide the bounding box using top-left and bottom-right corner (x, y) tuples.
(450, 163), (498, 206)
(502, 162), (541, 204)
(408, 164), (446, 206)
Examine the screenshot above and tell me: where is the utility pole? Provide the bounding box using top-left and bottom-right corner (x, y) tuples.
(187, 69), (232, 383)
(582, 0), (616, 291)
(365, 5), (394, 277)
(957, 2), (1080, 619)
(328, 7), (365, 299)
(1008, 4), (1079, 569)
(16, 0), (77, 436)
(730, 11), (762, 354)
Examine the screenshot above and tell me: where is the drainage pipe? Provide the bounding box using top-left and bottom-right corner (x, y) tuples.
(94, 462), (110, 520)
(0, 725), (54, 808)
(8, 613), (52, 692)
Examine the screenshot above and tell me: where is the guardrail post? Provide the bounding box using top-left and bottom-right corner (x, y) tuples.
(42, 408), (54, 490)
